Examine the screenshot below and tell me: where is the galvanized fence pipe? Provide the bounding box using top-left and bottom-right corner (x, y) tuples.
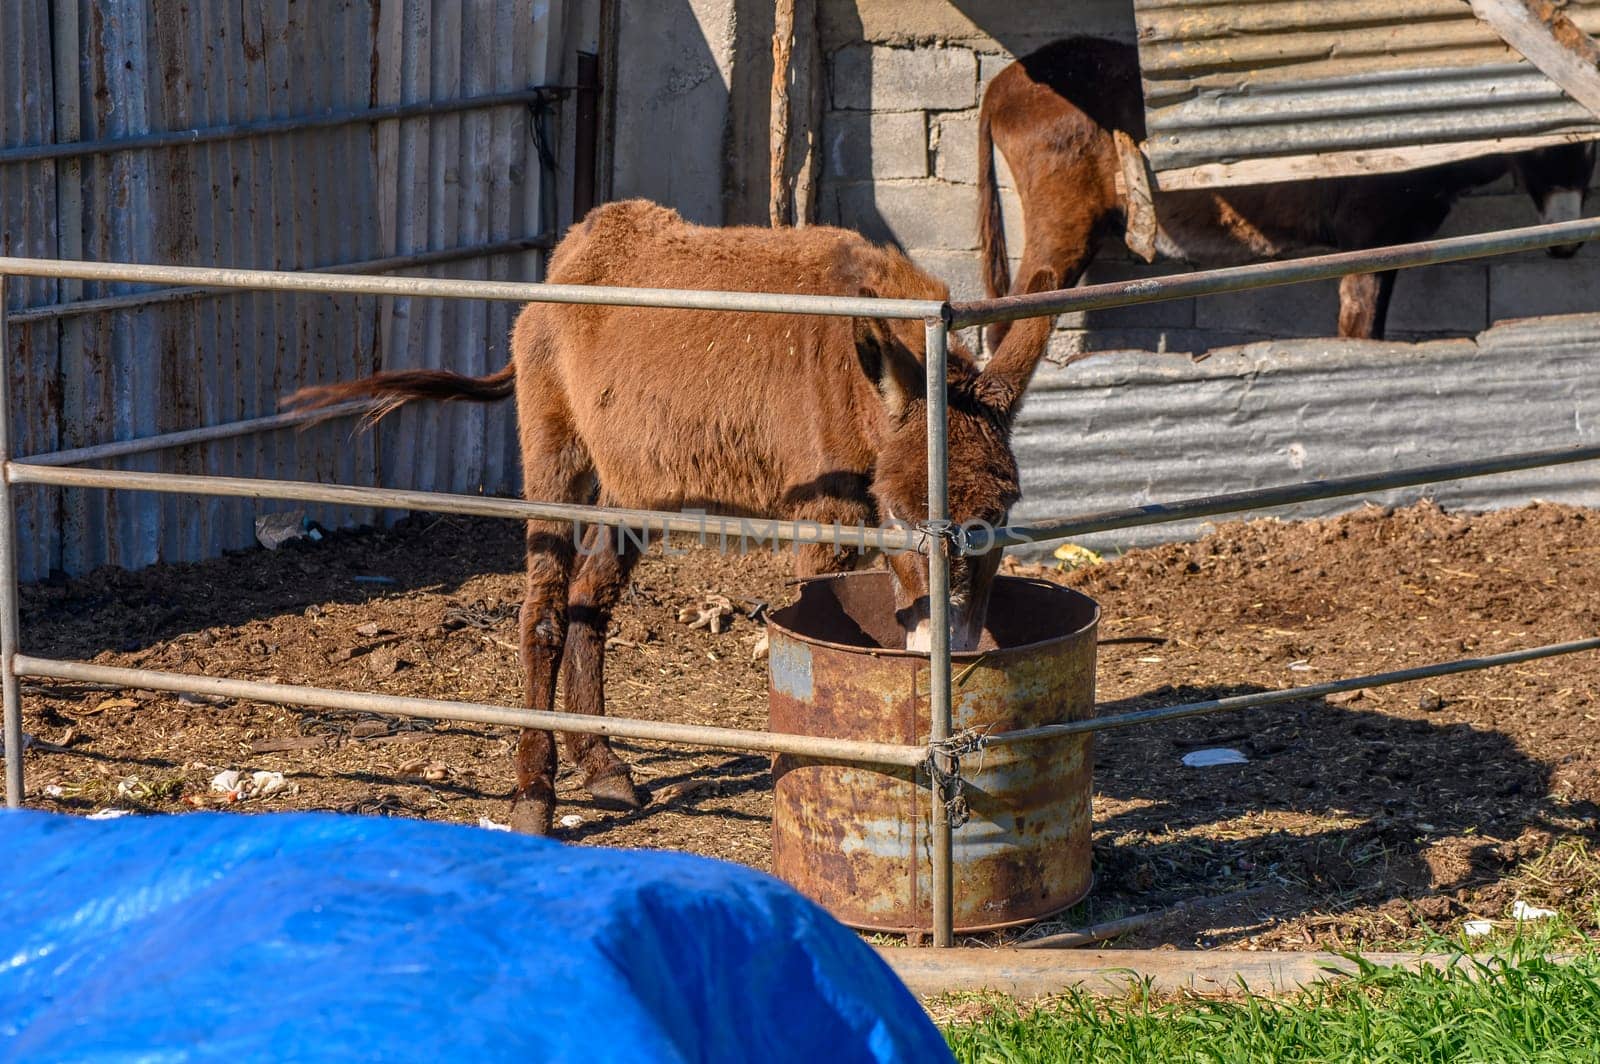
(924, 316), (956, 949)
(10, 655), (929, 770)
(0, 275), (20, 807)
(0, 87), (570, 167)
(982, 636), (1600, 748)
(4, 236), (555, 327)
(946, 217), (1600, 329)
(20, 402), (374, 468)
(0, 256), (945, 320)
(7, 463), (925, 553)
(993, 442), (1600, 550)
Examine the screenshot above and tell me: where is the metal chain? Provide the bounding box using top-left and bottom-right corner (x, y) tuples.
(926, 728), (985, 830)
(913, 518), (957, 556)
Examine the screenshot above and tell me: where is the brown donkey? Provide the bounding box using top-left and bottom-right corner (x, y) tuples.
(286, 200), (1058, 835)
(980, 37), (1596, 350)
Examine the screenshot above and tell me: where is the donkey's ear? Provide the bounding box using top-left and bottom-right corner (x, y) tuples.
(978, 268), (1059, 420)
(853, 287), (924, 417)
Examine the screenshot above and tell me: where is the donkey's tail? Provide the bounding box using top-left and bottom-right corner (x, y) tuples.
(978, 101), (1011, 301)
(282, 361), (516, 426)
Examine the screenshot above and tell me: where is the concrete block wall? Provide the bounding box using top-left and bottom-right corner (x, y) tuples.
(812, 1), (1600, 361)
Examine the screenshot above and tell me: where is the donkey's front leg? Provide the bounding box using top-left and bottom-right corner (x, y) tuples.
(560, 523), (643, 811)
(511, 521), (577, 836)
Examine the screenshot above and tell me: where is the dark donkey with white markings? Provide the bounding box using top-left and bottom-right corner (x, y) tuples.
(286, 200), (1059, 835)
(980, 37), (1596, 349)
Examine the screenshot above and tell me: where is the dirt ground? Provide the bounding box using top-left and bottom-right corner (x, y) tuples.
(14, 499), (1600, 950)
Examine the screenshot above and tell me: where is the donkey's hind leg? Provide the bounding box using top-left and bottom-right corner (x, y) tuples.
(512, 513), (579, 836)
(559, 521), (645, 811)
(509, 404), (593, 835)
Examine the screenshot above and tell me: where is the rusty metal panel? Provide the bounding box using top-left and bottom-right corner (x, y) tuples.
(0, 0), (62, 581)
(1134, 0), (1600, 187)
(0, 0), (558, 580)
(768, 571), (1098, 934)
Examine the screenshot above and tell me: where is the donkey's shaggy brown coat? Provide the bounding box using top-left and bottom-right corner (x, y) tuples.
(288, 200), (1056, 833)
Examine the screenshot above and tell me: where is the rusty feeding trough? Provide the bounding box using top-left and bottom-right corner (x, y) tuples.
(766, 572), (1099, 934)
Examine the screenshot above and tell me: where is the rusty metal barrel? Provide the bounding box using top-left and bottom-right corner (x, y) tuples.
(767, 571), (1099, 934)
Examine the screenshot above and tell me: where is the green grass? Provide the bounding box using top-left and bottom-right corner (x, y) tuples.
(943, 939), (1600, 1063)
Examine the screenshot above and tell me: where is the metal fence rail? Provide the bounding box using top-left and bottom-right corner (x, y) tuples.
(3, 215), (1598, 949)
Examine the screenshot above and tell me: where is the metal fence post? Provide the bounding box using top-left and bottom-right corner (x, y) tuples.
(923, 315), (954, 947)
(0, 274), (23, 807)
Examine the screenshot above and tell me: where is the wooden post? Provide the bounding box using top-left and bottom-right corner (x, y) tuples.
(793, 0), (822, 226)
(770, 0), (796, 226)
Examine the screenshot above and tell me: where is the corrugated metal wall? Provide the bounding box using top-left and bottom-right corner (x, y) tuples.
(1134, 0), (1600, 183)
(0, 0), (565, 581)
(1011, 313), (1600, 555)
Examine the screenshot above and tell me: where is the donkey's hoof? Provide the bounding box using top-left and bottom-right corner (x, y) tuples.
(509, 796), (555, 836)
(585, 769), (642, 812)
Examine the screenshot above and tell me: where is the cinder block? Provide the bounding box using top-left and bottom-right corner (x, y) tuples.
(1074, 260), (1199, 330)
(1437, 194), (1538, 240)
(1195, 280), (1342, 337)
(1490, 259), (1600, 321)
(934, 111), (979, 183)
(823, 111), (928, 180)
(819, 0), (1135, 49)
(1385, 264), (1488, 336)
(1467, 171), (1517, 196)
(999, 186), (1025, 257)
(831, 44), (976, 112)
(978, 51), (1013, 93)
(833, 180), (981, 250)
(1047, 327), (1229, 363)
(911, 249), (986, 302)
(936, 106), (1014, 188)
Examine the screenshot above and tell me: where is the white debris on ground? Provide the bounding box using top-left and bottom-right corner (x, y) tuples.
(399, 759), (450, 783)
(1510, 900), (1559, 921)
(477, 817), (512, 832)
(1181, 748), (1250, 768)
(749, 631), (769, 660)
(86, 809), (133, 820)
(558, 814), (585, 830)
(209, 769), (296, 802)
(1463, 919), (1496, 937)
(678, 594), (737, 634)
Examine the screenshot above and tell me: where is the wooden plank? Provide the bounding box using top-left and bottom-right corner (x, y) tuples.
(1471, 0), (1600, 120)
(878, 948), (1574, 999)
(1113, 131), (1157, 263)
(769, 0), (795, 227)
(1150, 129), (1600, 191)
(793, 0), (822, 226)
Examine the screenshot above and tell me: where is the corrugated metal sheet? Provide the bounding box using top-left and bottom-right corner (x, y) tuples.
(1134, 0), (1600, 184)
(0, 0), (563, 581)
(0, 0), (61, 583)
(1009, 312), (1600, 555)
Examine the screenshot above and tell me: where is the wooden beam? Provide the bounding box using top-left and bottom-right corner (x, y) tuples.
(877, 948), (1574, 999)
(1470, 0), (1600, 119)
(1151, 130), (1600, 190)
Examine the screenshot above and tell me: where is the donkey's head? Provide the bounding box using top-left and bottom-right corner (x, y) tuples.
(853, 271), (1057, 653)
(1514, 141), (1596, 258)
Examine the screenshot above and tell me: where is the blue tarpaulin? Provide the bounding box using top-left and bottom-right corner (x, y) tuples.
(0, 810), (953, 1063)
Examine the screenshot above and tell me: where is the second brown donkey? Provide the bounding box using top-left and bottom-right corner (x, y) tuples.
(286, 199), (1058, 835)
